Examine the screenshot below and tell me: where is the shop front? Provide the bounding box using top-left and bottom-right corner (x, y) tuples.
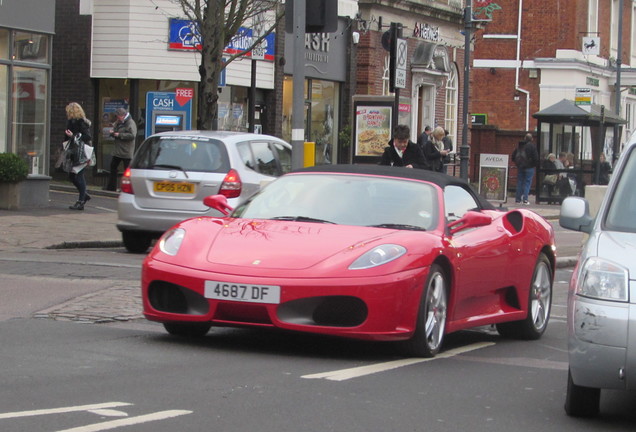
(0, 0), (54, 177)
(85, 1), (278, 187)
(283, 18), (350, 165)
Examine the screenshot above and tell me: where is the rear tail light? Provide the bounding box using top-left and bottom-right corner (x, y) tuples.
(220, 169), (242, 198)
(120, 167), (134, 194)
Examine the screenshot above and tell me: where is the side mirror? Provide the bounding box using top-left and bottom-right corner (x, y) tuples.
(559, 196), (593, 234)
(448, 210), (492, 235)
(203, 194), (234, 216)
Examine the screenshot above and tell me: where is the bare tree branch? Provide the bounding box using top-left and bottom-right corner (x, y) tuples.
(172, 0), (284, 129)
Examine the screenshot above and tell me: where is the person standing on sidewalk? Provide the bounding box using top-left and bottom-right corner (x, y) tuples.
(64, 102), (92, 211)
(421, 126), (450, 172)
(512, 133), (538, 204)
(106, 107), (137, 191)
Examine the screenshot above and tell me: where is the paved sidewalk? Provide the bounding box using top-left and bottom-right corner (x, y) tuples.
(0, 185), (121, 251)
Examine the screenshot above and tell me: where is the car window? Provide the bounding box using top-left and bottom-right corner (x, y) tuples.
(236, 142), (255, 171)
(132, 137), (229, 173)
(236, 174), (438, 230)
(605, 147), (636, 232)
(444, 185), (479, 222)
(251, 141), (279, 176)
(272, 142), (292, 174)
(237, 141), (281, 176)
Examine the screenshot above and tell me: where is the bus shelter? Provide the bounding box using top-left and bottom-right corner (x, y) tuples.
(532, 99), (626, 204)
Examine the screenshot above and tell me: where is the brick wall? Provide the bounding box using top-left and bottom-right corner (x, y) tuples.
(471, 0), (583, 131)
(51, 0), (94, 180)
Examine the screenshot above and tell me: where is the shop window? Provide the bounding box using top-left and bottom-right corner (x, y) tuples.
(0, 29), (8, 59)
(444, 63), (458, 151)
(13, 32), (49, 63)
(11, 67), (48, 174)
(0, 65), (7, 153)
(218, 86), (249, 132)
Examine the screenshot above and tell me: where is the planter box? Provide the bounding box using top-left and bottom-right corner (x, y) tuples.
(0, 175), (51, 210)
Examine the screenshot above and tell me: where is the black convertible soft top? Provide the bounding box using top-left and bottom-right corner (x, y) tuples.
(292, 164), (497, 211)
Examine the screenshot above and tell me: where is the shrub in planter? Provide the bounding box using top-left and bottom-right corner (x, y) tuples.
(0, 153), (29, 183)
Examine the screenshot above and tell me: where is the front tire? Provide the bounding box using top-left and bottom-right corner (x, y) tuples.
(122, 231), (152, 254)
(163, 322), (212, 337)
(402, 264), (448, 357)
(565, 368), (600, 417)
(497, 253), (552, 339)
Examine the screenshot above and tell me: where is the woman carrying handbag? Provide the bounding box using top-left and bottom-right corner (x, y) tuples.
(63, 102), (93, 210)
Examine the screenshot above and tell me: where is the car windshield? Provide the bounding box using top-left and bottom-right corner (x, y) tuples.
(132, 137), (230, 173)
(233, 173), (438, 230)
(605, 147), (636, 233)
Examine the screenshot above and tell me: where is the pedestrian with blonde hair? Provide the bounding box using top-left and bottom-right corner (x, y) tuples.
(63, 102), (92, 210)
(421, 126), (449, 172)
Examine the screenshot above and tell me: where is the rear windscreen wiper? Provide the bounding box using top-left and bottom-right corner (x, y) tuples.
(151, 164), (189, 179)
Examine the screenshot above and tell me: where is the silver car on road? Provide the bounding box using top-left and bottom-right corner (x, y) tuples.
(560, 132), (636, 416)
(117, 131), (291, 253)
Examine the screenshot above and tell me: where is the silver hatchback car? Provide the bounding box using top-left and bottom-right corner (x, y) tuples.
(117, 131), (291, 253)
(560, 132), (636, 416)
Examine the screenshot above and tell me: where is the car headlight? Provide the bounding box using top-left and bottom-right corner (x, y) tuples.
(576, 257), (629, 302)
(158, 228), (185, 256)
(349, 244), (406, 270)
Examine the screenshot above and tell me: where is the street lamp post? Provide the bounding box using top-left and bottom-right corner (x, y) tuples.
(460, 3), (473, 180)
(613, 0), (623, 164)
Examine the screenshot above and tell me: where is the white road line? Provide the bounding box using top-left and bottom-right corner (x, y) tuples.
(302, 342), (495, 381)
(87, 409), (129, 417)
(94, 206), (116, 213)
(0, 402), (132, 419)
(55, 410), (192, 432)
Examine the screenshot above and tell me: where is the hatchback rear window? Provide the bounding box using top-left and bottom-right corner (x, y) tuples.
(132, 137), (230, 173)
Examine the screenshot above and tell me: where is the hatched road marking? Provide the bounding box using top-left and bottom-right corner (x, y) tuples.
(302, 342), (495, 381)
(0, 402), (133, 419)
(54, 410), (192, 432)
(0, 402), (192, 431)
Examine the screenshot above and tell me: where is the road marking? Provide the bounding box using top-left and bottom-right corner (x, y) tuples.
(87, 409), (128, 417)
(302, 342), (495, 381)
(94, 206), (117, 213)
(0, 402), (132, 419)
(54, 410), (192, 432)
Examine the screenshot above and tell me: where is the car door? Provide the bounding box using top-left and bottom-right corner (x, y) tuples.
(444, 185), (513, 322)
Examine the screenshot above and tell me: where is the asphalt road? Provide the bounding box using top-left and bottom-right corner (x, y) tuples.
(1, 245), (635, 431)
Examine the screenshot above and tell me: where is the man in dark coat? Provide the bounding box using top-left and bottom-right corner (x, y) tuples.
(512, 133), (539, 204)
(379, 124), (427, 169)
(416, 125), (432, 153)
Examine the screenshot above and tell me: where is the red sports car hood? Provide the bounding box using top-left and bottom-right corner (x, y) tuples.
(202, 218), (428, 270)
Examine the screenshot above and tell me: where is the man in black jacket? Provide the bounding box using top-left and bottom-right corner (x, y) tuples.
(512, 133), (539, 204)
(379, 124), (427, 168)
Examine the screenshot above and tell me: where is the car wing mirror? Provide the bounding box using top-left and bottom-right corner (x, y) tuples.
(448, 210), (492, 235)
(203, 194), (234, 216)
(559, 196), (593, 234)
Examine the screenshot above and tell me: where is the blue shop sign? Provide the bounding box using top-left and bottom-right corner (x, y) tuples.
(168, 18), (275, 61)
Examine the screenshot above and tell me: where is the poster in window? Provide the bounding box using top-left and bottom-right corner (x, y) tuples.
(355, 105), (392, 157)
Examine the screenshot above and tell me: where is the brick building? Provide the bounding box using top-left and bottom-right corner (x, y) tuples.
(470, 0), (636, 168)
(354, 0), (466, 165)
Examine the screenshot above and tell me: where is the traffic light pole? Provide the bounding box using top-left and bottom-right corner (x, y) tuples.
(460, 4), (472, 181)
